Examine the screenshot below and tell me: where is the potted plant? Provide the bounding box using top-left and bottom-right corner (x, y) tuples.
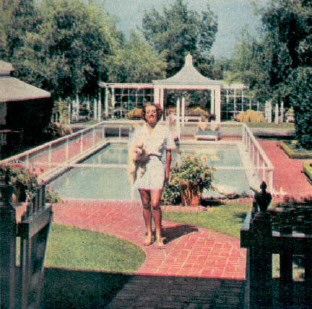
(0, 165), (39, 202)
(169, 155), (214, 206)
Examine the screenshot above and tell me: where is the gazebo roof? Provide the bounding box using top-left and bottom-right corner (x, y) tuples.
(0, 61), (51, 103)
(153, 54), (222, 87)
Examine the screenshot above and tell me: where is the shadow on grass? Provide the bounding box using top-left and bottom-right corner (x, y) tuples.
(233, 211), (249, 222)
(37, 268), (312, 309)
(43, 269), (246, 308)
(43, 267), (132, 309)
(201, 199), (225, 207)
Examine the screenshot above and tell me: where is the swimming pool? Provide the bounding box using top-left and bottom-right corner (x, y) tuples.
(49, 142), (252, 200)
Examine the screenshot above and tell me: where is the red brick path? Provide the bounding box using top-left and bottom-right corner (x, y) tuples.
(260, 140), (312, 199)
(52, 200), (246, 308)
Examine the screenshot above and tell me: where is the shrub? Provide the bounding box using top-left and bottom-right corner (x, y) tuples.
(0, 165), (61, 203)
(289, 67), (312, 150)
(162, 155), (214, 206)
(279, 141), (312, 159)
(0, 165), (39, 202)
(235, 109), (265, 123)
(303, 161), (312, 184)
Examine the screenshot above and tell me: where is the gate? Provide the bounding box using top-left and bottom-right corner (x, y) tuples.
(0, 182), (52, 309)
(241, 182), (312, 308)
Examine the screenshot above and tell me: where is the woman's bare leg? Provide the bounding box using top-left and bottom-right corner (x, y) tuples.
(150, 189), (164, 247)
(139, 189), (153, 245)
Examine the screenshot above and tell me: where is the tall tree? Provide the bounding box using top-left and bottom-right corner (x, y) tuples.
(289, 67), (312, 149)
(232, 0), (312, 148)
(6, 0), (42, 59)
(12, 0), (122, 101)
(108, 31), (167, 83)
(0, 0), (19, 59)
(141, 0), (217, 77)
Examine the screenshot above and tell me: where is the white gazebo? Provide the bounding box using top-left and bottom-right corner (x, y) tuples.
(99, 54), (253, 121)
(153, 53), (223, 122)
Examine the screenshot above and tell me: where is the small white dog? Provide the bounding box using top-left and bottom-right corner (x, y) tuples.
(128, 142), (149, 184)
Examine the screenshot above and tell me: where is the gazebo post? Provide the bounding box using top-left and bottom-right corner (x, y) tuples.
(215, 86), (221, 122)
(211, 90), (215, 115)
(181, 97), (185, 126)
(176, 98), (181, 139)
(154, 86), (160, 105)
(104, 86), (109, 119)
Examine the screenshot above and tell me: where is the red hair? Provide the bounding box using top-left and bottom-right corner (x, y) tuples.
(142, 103), (163, 122)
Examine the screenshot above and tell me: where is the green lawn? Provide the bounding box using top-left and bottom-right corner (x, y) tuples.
(247, 122), (295, 129)
(163, 203), (252, 239)
(43, 224), (145, 308)
(45, 224), (145, 272)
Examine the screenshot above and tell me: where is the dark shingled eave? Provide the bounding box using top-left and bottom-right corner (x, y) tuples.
(0, 60), (51, 102)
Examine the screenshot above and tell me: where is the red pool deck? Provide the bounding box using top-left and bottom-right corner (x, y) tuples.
(260, 140), (312, 199)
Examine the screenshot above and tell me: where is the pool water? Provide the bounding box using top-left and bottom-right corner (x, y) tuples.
(49, 142), (251, 200)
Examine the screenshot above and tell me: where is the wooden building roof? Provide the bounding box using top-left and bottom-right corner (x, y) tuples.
(0, 61), (51, 103)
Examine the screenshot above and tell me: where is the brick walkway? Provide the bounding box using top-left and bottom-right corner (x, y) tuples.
(52, 200), (246, 308)
(260, 140), (312, 199)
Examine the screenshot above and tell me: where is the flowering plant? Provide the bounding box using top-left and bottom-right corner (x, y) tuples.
(170, 155), (214, 189)
(162, 155), (214, 206)
(0, 165), (39, 202)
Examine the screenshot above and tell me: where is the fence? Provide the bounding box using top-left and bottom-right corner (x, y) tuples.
(0, 121), (137, 182)
(0, 183), (52, 309)
(241, 183), (312, 308)
(0, 121), (274, 193)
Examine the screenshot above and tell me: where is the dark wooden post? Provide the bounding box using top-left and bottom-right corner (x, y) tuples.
(0, 176), (17, 309)
(249, 181), (273, 308)
(305, 249), (312, 305)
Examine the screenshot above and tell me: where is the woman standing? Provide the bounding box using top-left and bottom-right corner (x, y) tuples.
(129, 103), (175, 248)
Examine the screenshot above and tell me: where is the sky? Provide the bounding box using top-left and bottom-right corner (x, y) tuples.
(103, 0), (269, 59)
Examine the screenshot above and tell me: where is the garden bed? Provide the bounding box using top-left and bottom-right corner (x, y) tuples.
(303, 161), (312, 184)
(279, 140), (312, 159)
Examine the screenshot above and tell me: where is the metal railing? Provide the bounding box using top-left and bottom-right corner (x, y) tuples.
(242, 123), (274, 192)
(0, 121), (274, 192)
(0, 121), (137, 181)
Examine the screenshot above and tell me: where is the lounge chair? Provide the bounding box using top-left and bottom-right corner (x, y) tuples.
(194, 123), (220, 141)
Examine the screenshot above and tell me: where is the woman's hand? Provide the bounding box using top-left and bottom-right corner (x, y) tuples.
(165, 169), (171, 184)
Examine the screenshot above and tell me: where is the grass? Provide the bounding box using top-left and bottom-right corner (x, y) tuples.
(247, 122), (295, 129)
(45, 224), (145, 272)
(163, 202), (252, 239)
(43, 224), (145, 308)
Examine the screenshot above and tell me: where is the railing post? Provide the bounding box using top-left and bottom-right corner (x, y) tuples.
(66, 137), (69, 161)
(80, 131), (84, 153)
(249, 182), (273, 308)
(0, 176), (17, 309)
(48, 144), (52, 171)
(93, 127), (96, 146)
